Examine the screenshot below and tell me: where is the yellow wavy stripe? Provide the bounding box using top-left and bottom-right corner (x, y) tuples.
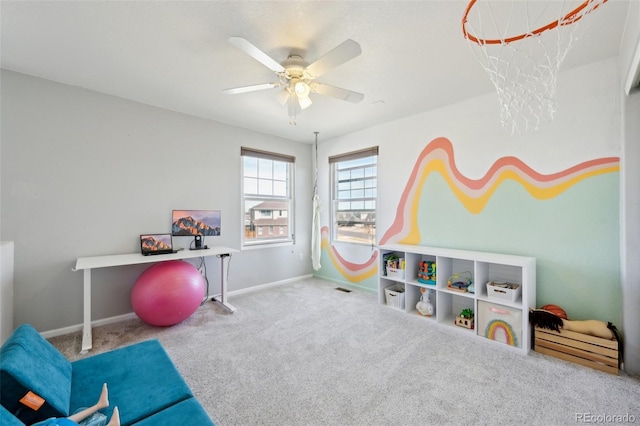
(399, 160), (619, 243)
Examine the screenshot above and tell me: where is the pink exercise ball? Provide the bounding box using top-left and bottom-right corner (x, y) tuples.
(131, 260), (205, 326)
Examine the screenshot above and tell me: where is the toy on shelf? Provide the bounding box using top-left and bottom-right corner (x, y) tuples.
(447, 271), (472, 292)
(416, 287), (435, 317)
(455, 308), (474, 329)
(418, 260), (436, 284)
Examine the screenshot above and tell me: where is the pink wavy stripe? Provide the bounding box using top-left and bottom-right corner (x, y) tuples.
(320, 226), (378, 272)
(380, 137), (619, 245)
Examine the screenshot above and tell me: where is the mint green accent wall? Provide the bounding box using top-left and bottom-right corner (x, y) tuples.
(416, 172), (621, 324)
(313, 249), (378, 292)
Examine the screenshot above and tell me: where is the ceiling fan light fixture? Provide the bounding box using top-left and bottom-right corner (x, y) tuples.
(294, 80), (310, 98)
(298, 95), (312, 110)
(276, 88), (290, 106)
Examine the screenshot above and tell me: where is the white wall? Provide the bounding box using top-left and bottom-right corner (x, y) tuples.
(0, 70), (313, 333)
(620, 0), (640, 376)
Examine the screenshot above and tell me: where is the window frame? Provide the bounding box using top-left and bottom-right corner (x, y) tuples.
(241, 147), (295, 248)
(329, 146), (378, 246)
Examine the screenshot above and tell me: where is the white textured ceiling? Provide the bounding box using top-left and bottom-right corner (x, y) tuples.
(0, 1), (631, 143)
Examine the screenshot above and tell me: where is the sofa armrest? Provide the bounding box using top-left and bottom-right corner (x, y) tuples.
(0, 324), (72, 424)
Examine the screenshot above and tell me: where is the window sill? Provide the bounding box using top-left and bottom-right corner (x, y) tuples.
(242, 240), (293, 250)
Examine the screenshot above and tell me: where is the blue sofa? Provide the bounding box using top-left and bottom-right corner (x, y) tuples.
(0, 324), (214, 425)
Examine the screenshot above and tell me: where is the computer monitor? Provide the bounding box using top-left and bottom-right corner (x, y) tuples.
(171, 210), (221, 250)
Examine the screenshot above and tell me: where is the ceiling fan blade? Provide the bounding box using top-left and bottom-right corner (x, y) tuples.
(305, 39), (362, 78)
(222, 82), (280, 95)
(228, 37), (285, 73)
(310, 83), (364, 103)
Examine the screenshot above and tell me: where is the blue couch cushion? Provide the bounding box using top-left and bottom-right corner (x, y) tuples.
(1, 404), (26, 426)
(130, 398), (215, 425)
(0, 324), (72, 424)
(70, 339), (194, 426)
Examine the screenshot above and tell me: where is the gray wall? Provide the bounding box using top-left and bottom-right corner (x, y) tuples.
(1, 70), (313, 333)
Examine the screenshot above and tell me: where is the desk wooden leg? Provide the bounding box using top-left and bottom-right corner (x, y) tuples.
(81, 268), (93, 353)
(213, 254), (236, 313)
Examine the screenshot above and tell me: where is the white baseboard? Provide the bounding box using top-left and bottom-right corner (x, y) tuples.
(227, 274), (313, 296)
(41, 312), (138, 339)
(40, 274), (313, 339)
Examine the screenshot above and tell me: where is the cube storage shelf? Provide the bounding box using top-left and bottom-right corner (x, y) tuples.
(379, 244), (536, 354)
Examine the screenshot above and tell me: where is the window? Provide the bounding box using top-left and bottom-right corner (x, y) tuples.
(242, 147), (295, 247)
(330, 147), (378, 245)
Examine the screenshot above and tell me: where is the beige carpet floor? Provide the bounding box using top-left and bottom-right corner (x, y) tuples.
(48, 277), (640, 425)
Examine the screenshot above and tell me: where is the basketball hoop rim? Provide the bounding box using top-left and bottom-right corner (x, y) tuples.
(461, 0), (608, 45)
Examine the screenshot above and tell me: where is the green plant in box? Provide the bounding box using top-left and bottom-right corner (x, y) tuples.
(460, 308), (474, 319)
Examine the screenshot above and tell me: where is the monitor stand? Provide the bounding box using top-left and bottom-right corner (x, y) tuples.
(190, 235), (207, 250)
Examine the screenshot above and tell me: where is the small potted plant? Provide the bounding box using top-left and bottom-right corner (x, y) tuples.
(455, 308), (474, 329)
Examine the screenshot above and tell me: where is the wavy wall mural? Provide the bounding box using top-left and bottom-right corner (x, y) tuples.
(320, 226), (378, 282)
(320, 137), (620, 281)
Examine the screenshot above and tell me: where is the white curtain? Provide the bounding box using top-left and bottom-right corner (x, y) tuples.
(311, 132), (322, 271)
(312, 193), (322, 271)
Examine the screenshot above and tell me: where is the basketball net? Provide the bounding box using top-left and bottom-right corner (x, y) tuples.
(462, 0), (608, 134)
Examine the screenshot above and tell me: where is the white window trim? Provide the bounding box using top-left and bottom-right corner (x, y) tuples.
(241, 147), (295, 249)
(329, 146), (378, 247)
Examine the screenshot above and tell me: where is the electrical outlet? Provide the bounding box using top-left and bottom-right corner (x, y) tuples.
(298, 252), (303, 261)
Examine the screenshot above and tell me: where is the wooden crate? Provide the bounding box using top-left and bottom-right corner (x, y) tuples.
(534, 327), (619, 375)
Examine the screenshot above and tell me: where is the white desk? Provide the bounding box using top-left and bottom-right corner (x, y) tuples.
(73, 246), (238, 353)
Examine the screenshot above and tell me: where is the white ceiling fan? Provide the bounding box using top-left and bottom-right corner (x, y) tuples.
(223, 37), (364, 124)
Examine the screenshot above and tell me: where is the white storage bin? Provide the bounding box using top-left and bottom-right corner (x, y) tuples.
(486, 281), (521, 302)
(387, 267), (405, 279)
(384, 284), (405, 310)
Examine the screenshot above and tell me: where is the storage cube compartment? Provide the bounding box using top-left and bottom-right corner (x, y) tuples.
(438, 292), (474, 332)
(384, 284), (405, 310)
(475, 262), (523, 299)
(534, 327), (618, 375)
(477, 301), (522, 349)
(381, 251), (405, 279)
(406, 284), (436, 318)
(437, 257), (473, 291)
